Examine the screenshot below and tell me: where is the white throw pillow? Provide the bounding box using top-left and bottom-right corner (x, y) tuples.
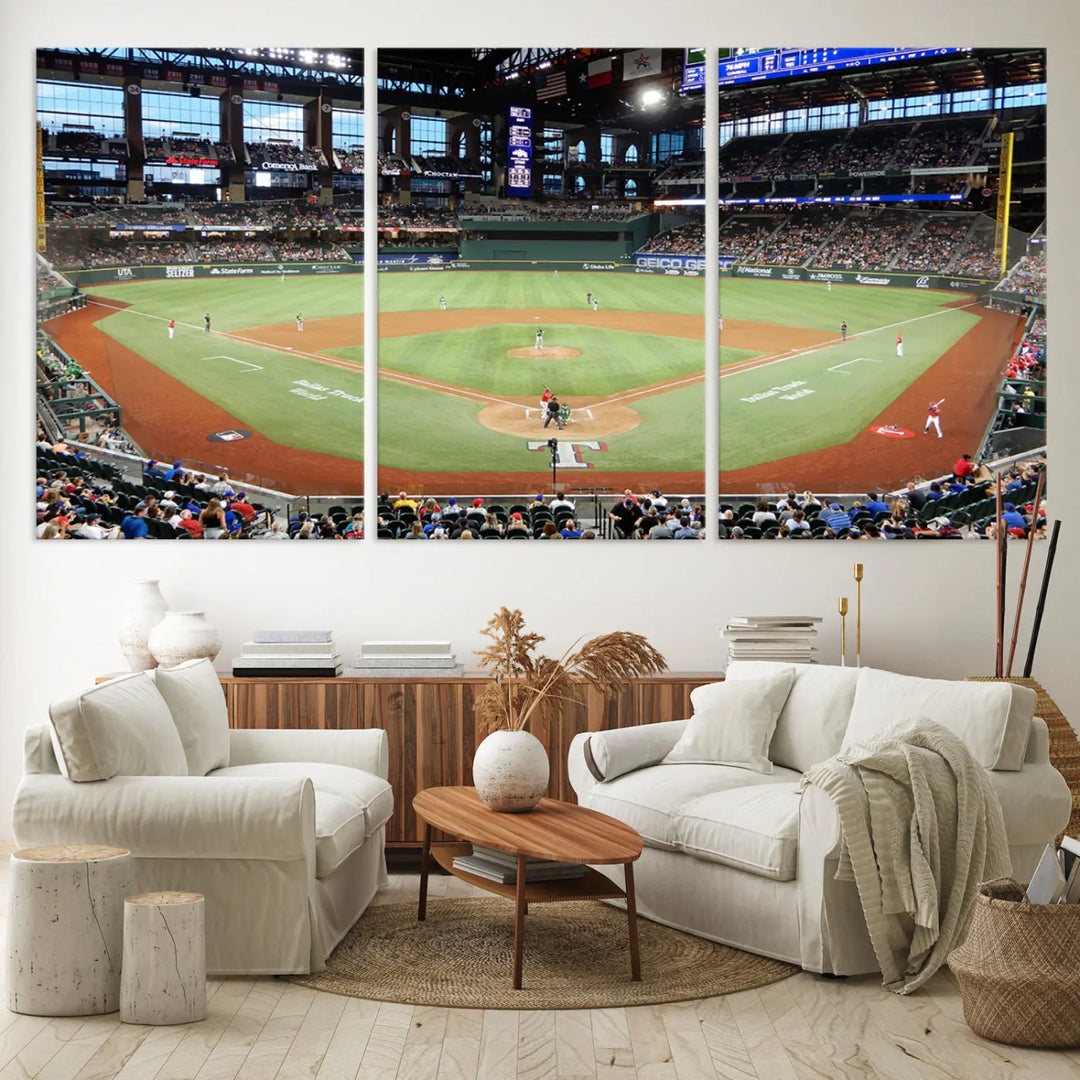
(662, 671), (795, 774)
(724, 661), (859, 773)
(150, 658), (231, 775)
(48, 672), (188, 782)
(843, 667), (1035, 771)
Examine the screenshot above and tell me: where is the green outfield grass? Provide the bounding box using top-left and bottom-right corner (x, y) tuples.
(719, 279), (979, 470)
(379, 270), (703, 315)
(719, 277), (971, 334)
(90, 275), (364, 328)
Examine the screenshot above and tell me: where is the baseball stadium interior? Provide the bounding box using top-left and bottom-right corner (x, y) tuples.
(35, 46), (1046, 542)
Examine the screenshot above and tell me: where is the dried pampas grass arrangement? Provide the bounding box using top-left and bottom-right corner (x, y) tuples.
(475, 607), (667, 733)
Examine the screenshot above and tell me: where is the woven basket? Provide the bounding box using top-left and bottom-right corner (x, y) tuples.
(949, 878), (1080, 1047)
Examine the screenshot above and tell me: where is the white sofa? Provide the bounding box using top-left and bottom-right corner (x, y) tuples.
(12, 660), (393, 976)
(568, 663), (1072, 976)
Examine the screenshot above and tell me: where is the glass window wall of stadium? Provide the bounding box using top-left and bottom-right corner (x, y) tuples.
(38, 81), (125, 137)
(141, 90), (221, 141)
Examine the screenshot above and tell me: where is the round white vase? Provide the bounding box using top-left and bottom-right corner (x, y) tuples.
(147, 612), (222, 670)
(117, 579), (168, 671)
(472, 729), (550, 812)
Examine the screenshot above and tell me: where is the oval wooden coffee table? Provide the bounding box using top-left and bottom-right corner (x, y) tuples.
(413, 786), (643, 990)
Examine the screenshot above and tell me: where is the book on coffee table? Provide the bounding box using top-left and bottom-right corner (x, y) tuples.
(452, 847), (587, 884)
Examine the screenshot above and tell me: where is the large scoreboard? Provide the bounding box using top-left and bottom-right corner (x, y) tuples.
(682, 47), (970, 91)
(507, 105), (533, 197)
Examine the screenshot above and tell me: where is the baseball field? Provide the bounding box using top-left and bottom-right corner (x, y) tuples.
(47, 266), (1021, 496)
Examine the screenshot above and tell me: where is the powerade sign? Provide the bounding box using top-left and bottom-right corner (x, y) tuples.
(507, 105), (532, 197)
(376, 252), (459, 266)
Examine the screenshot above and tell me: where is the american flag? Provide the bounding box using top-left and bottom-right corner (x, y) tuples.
(536, 68), (567, 100)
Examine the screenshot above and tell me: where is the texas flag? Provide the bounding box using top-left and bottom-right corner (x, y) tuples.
(623, 48), (663, 81)
(587, 57), (613, 88)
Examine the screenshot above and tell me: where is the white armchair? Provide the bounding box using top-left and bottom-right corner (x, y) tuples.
(12, 662), (392, 976)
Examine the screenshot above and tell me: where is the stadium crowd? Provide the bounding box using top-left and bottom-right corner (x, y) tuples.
(716, 117), (987, 180)
(190, 239), (276, 262)
(712, 460), (1047, 542)
(1000, 252), (1047, 298)
(809, 212), (916, 270)
(637, 221), (704, 256)
(274, 242), (350, 261)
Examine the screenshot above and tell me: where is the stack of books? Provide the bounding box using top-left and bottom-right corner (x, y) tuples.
(722, 615), (822, 665)
(347, 640), (463, 678)
(451, 844), (586, 884)
(231, 631), (341, 677)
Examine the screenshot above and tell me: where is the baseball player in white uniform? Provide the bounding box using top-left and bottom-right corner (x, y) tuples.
(535, 327), (544, 349)
(296, 313), (304, 332)
(439, 296), (447, 310)
(924, 398), (944, 437)
(896, 333), (904, 357)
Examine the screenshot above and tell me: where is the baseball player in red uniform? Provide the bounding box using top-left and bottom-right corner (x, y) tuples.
(168, 319), (175, 340)
(924, 398), (944, 438)
(896, 333), (903, 357)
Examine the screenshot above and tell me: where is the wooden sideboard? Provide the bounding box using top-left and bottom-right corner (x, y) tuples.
(221, 673), (719, 847)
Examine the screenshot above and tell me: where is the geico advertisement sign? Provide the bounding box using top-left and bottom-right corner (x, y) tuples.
(634, 256), (705, 270)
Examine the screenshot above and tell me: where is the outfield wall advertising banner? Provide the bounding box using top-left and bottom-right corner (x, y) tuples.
(61, 261), (364, 285)
(376, 252), (459, 266)
(725, 264), (993, 291)
(633, 255), (737, 271)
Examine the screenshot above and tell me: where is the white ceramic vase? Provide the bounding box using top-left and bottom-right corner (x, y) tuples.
(472, 729), (550, 812)
(147, 612), (222, 670)
(117, 579), (168, 671)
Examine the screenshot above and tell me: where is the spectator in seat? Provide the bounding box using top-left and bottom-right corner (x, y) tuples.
(120, 505), (149, 540)
(953, 454), (974, 481)
(199, 497), (228, 540)
(752, 501), (777, 526)
(176, 509), (204, 538)
(609, 497), (639, 539)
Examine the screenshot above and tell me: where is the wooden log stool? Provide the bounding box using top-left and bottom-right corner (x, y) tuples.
(120, 891), (207, 1025)
(6, 844), (133, 1015)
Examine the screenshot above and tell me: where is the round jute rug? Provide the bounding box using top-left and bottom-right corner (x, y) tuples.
(285, 898), (797, 1009)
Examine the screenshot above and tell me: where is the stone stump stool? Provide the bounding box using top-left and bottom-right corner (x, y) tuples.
(6, 844), (133, 1015)
(120, 891), (207, 1025)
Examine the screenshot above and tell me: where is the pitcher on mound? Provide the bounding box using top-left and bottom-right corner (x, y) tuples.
(535, 327), (544, 349)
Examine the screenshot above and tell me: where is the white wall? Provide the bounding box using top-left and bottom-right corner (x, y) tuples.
(2, 2), (1078, 841)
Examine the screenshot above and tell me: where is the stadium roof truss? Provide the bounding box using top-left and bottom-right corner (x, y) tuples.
(41, 47), (365, 89)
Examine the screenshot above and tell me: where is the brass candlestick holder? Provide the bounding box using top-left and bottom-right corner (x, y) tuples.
(838, 596), (849, 666)
(853, 563), (864, 667)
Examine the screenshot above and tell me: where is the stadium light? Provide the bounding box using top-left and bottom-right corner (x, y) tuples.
(641, 88), (663, 107)
(299, 49), (317, 66)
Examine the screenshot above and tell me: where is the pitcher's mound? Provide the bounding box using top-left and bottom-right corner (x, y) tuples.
(479, 399), (641, 438)
(508, 347), (582, 360)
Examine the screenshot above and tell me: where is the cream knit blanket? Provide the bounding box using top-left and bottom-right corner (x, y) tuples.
(803, 717), (1011, 994)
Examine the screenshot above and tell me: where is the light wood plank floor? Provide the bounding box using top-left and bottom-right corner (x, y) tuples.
(2, 854), (1077, 1080)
